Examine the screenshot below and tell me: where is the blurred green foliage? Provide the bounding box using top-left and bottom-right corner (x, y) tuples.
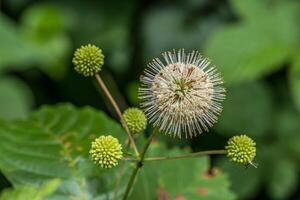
(0, 179), (60, 200)
(0, 104), (127, 199)
(0, 77), (32, 120)
(1, 0), (300, 199)
(206, 0), (299, 84)
(0, 104), (234, 199)
(132, 143), (235, 200)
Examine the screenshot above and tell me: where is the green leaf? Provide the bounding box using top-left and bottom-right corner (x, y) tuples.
(0, 179), (60, 200)
(142, 6), (221, 60)
(3, 0), (31, 12)
(0, 104), (127, 199)
(30, 104), (126, 143)
(21, 4), (67, 40)
(126, 81), (140, 106)
(215, 81), (273, 137)
(0, 15), (36, 72)
(0, 77), (33, 120)
(205, 0), (299, 84)
(20, 4), (71, 80)
(259, 142), (300, 200)
(230, 0), (270, 20)
(65, 0), (135, 73)
(267, 159), (298, 200)
(218, 141), (298, 200)
(0, 7), (70, 79)
(216, 157), (261, 199)
(273, 107), (300, 160)
(131, 143), (236, 200)
(289, 53), (300, 112)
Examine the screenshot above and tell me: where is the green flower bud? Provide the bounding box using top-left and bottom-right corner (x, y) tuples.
(89, 135), (123, 169)
(226, 135), (256, 166)
(123, 108), (147, 134)
(72, 44), (104, 76)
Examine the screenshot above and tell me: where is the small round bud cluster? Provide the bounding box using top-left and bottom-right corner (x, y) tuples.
(72, 44), (104, 76)
(226, 135), (256, 165)
(123, 108), (147, 134)
(89, 135), (123, 169)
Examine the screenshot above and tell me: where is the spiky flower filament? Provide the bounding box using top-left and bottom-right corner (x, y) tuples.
(139, 49), (225, 138)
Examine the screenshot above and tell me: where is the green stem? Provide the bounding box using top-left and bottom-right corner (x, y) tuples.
(121, 150), (226, 162)
(112, 140), (131, 200)
(95, 74), (139, 156)
(122, 164), (139, 200)
(144, 150), (226, 161)
(122, 128), (159, 200)
(139, 128), (159, 161)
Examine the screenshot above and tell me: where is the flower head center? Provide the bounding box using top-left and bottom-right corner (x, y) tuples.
(174, 79), (190, 99)
(152, 63), (214, 115)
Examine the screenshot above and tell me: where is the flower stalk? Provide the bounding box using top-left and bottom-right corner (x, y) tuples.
(72, 45), (257, 200)
(121, 150), (226, 162)
(122, 128), (159, 200)
(95, 74), (139, 156)
(144, 149), (226, 161)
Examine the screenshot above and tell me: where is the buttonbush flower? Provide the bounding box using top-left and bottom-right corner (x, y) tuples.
(226, 135), (256, 166)
(123, 108), (147, 134)
(139, 49), (225, 138)
(72, 44), (104, 76)
(89, 135), (123, 169)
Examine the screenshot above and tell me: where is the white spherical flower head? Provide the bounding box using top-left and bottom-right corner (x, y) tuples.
(139, 49), (225, 138)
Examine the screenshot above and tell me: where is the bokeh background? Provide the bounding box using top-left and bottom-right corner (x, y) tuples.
(1, 0), (300, 199)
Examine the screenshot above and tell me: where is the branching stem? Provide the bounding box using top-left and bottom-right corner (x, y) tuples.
(122, 128), (159, 200)
(121, 150), (226, 162)
(95, 74), (139, 156)
(112, 139), (131, 200)
(144, 150), (226, 161)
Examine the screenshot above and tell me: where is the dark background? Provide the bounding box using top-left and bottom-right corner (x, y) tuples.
(1, 0), (300, 199)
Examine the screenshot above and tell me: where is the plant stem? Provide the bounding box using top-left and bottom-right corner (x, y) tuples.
(144, 150), (226, 161)
(95, 74), (139, 156)
(122, 164), (139, 200)
(122, 128), (159, 200)
(112, 140), (131, 200)
(139, 128), (159, 161)
(120, 150), (227, 162)
(122, 157), (136, 161)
